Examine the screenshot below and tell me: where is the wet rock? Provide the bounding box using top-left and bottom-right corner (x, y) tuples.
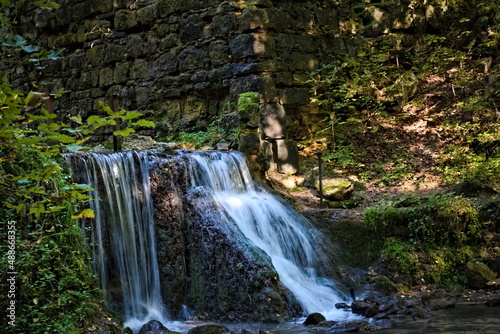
(373, 318), (393, 330)
(335, 302), (349, 309)
(362, 296), (400, 319)
(364, 304), (380, 318)
(318, 320), (337, 327)
(328, 320), (368, 333)
(188, 324), (232, 334)
(351, 300), (373, 315)
(138, 320), (169, 334)
(465, 262), (497, 289)
(408, 305), (428, 320)
(486, 295), (500, 307)
(425, 298), (455, 311)
(303, 312), (326, 326)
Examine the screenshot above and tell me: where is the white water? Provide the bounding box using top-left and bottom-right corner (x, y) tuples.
(186, 151), (347, 318)
(67, 152), (168, 328)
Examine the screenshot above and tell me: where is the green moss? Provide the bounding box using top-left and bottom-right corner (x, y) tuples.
(237, 92), (259, 118)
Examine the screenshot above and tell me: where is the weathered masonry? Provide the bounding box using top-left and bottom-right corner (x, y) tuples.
(2, 0), (467, 174)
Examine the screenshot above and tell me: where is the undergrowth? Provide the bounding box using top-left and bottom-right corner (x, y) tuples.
(362, 194), (493, 288)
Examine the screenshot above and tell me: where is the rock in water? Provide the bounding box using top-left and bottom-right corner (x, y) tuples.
(188, 324), (232, 334)
(303, 312), (326, 325)
(138, 320), (169, 334)
(351, 300), (373, 315)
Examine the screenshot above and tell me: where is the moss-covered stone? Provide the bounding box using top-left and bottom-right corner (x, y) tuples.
(465, 262), (497, 289)
(317, 178), (354, 201)
(237, 92), (260, 122)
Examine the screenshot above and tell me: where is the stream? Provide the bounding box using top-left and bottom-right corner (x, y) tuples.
(158, 304), (499, 333)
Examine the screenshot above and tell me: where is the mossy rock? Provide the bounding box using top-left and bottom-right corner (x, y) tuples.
(325, 199), (360, 209)
(465, 262), (497, 289)
(237, 92), (260, 125)
(317, 178), (354, 201)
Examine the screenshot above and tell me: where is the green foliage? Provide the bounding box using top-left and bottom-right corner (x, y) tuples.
(380, 238), (418, 282)
(177, 126), (221, 148)
(365, 194), (486, 287)
(380, 238), (472, 287)
(0, 77), (91, 218)
(0, 147), (105, 333)
(300, 0), (500, 189)
(0, 75), (138, 332)
(364, 194), (482, 247)
(159, 114), (238, 149)
(237, 92), (259, 113)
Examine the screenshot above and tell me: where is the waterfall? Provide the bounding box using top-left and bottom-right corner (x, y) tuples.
(67, 149), (349, 329)
(184, 151), (344, 316)
(66, 151), (167, 328)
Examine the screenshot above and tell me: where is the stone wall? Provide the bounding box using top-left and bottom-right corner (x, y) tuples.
(2, 0), (474, 174)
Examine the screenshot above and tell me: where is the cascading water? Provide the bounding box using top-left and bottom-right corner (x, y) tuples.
(66, 151), (167, 329)
(185, 151), (346, 317)
(67, 149), (351, 331)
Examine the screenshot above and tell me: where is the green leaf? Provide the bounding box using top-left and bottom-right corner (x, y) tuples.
(113, 128), (135, 136)
(5, 202), (25, 213)
(25, 91), (45, 107)
(22, 45), (40, 53)
(71, 208), (95, 219)
(47, 48), (65, 60)
(33, 1), (61, 9)
(46, 133), (75, 144)
(69, 115), (82, 124)
(120, 111), (143, 120)
(63, 128), (81, 133)
(98, 101), (114, 115)
(132, 119), (155, 128)
(41, 163), (61, 181)
(55, 88), (71, 98)
(46, 206), (66, 213)
(66, 144), (90, 152)
(86, 115), (100, 124)
(74, 183), (93, 189)
(29, 203), (46, 218)
(12, 34), (27, 46)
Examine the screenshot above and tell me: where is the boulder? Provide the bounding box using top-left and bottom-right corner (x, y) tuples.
(351, 300), (373, 315)
(138, 320), (170, 334)
(368, 275), (401, 295)
(317, 178), (354, 201)
(303, 312), (326, 326)
(122, 134), (156, 151)
(465, 262), (497, 289)
(425, 298), (456, 311)
(335, 302), (349, 309)
(188, 324), (232, 334)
